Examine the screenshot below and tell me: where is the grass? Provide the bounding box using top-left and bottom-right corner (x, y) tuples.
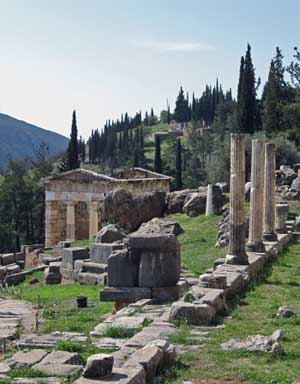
(8, 367), (49, 378)
(104, 326), (140, 339)
(167, 213), (228, 276)
(10, 272), (113, 335)
(163, 243), (300, 384)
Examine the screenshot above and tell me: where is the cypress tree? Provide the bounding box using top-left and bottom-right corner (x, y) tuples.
(237, 44), (256, 134)
(61, 110), (79, 171)
(154, 135), (162, 173)
(174, 86), (189, 124)
(263, 48), (286, 133)
(175, 139), (182, 189)
(167, 105), (171, 124)
(133, 148), (139, 167)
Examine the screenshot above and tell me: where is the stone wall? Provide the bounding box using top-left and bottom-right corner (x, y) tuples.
(75, 202), (89, 240)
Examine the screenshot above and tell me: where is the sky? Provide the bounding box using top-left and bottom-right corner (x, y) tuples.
(0, 0), (299, 139)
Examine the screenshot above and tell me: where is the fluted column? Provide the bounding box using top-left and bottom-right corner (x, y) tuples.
(226, 134), (248, 265)
(206, 184), (214, 216)
(89, 202), (99, 240)
(263, 143), (277, 241)
(275, 203), (289, 234)
(66, 201), (76, 242)
(247, 140), (265, 252)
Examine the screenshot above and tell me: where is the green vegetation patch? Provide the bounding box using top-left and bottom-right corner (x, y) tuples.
(167, 213), (227, 276)
(104, 326), (140, 339)
(165, 244), (300, 383)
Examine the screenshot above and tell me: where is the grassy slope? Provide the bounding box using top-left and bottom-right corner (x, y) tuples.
(14, 272), (113, 334)
(167, 244), (300, 384)
(168, 213), (227, 276)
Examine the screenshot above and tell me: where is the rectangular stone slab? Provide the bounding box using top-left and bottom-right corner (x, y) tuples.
(75, 366), (146, 384)
(100, 287), (151, 303)
(90, 243), (124, 264)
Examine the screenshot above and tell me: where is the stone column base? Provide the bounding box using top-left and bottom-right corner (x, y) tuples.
(263, 232), (278, 241)
(246, 240), (265, 253)
(225, 253), (249, 265)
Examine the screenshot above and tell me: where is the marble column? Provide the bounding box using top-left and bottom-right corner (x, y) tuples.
(275, 203), (289, 234)
(226, 134), (248, 265)
(66, 201), (76, 242)
(247, 140), (265, 252)
(89, 202), (99, 240)
(205, 184), (214, 216)
(263, 143), (278, 241)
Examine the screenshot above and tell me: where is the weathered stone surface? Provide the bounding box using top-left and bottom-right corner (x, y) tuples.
(147, 339), (177, 368)
(151, 286), (180, 303)
(77, 272), (107, 286)
(82, 262), (107, 274)
(83, 354), (113, 378)
(169, 301), (215, 325)
(215, 182), (229, 193)
(12, 379), (64, 384)
(183, 192), (207, 217)
(61, 248), (89, 278)
(108, 250), (139, 287)
(127, 234), (180, 288)
(291, 176), (300, 192)
(1, 253), (15, 266)
(0, 362), (11, 374)
(33, 362), (83, 378)
(124, 345), (163, 381)
(75, 366), (146, 384)
(100, 287), (152, 303)
(41, 350), (82, 365)
(277, 165), (297, 186)
(90, 243), (124, 264)
(166, 189), (197, 214)
(221, 329), (284, 354)
(17, 332), (87, 349)
(112, 316), (145, 330)
(277, 305), (295, 318)
(0, 266), (7, 281)
(96, 224), (127, 244)
(92, 337), (126, 350)
(135, 218), (184, 237)
(6, 349), (48, 367)
(102, 189), (166, 233)
(184, 287), (226, 313)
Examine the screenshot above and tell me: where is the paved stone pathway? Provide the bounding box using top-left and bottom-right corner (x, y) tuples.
(0, 299), (36, 339)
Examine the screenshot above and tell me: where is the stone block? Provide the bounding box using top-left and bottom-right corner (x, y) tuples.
(169, 301), (216, 325)
(82, 262), (107, 274)
(1, 253), (15, 266)
(0, 266), (7, 281)
(33, 362), (83, 379)
(15, 252), (25, 263)
(7, 349), (48, 368)
(77, 272), (107, 286)
(147, 340), (177, 368)
(41, 350), (82, 365)
(129, 235), (180, 288)
(6, 264), (21, 275)
(123, 345), (163, 381)
(48, 262), (61, 273)
(75, 366), (146, 384)
(112, 316), (145, 329)
(61, 248), (89, 278)
(83, 354), (113, 378)
(96, 224), (127, 244)
(4, 271), (26, 285)
(74, 259), (89, 273)
(90, 243), (124, 264)
(108, 250), (139, 287)
(45, 271), (62, 285)
(151, 286), (180, 303)
(100, 287), (151, 303)
(127, 234), (179, 252)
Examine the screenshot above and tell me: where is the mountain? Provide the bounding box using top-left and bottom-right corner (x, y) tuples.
(0, 113), (68, 167)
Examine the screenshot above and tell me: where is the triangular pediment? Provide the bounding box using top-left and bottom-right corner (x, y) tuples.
(44, 169), (117, 183)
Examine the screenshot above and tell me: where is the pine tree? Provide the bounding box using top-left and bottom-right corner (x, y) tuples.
(237, 45), (256, 134)
(154, 135), (162, 173)
(175, 139), (182, 189)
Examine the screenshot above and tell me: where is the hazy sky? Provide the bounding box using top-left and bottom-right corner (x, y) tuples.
(0, 0), (299, 139)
